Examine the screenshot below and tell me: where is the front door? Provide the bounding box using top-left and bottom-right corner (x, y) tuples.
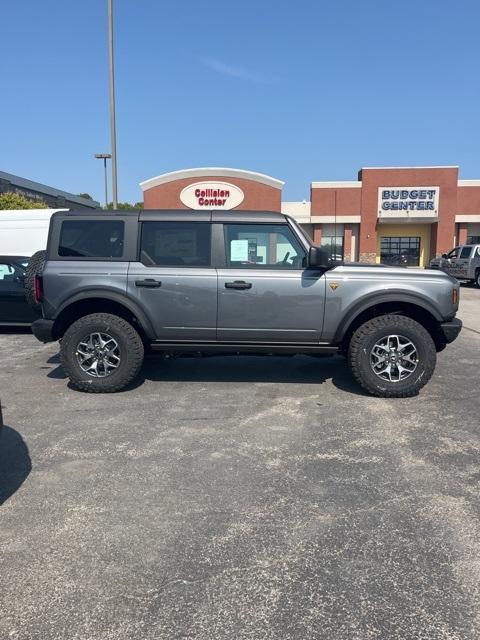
(217, 223), (326, 342)
(127, 221), (217, 340)
(0, 261), (33, 324)
(451, 245), (473, 278)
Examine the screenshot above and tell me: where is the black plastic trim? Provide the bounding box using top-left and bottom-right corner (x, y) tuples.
(31, 318), (55, 343)
(333, 292), (444, 343)
(149, 341), (338, 355)
(439, 318), (462, 343)
(51, 290), (156, 340)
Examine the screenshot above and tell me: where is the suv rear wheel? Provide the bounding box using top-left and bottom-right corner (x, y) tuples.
(60, 313), (144, 392)
(348, 314), (437, 398)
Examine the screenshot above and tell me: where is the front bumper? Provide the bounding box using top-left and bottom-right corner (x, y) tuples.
(31, 318), (55, 343)
(439, 317), (462, 344)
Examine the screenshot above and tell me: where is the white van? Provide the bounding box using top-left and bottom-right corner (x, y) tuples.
(0, 209), (66, 256)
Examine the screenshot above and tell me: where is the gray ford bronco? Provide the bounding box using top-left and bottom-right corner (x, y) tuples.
(32, 210), (462, 397)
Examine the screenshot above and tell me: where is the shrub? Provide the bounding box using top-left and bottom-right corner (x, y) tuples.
(0, 192), (49, 209)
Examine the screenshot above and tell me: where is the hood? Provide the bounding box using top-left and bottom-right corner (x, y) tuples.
(331, 263), (456, 283)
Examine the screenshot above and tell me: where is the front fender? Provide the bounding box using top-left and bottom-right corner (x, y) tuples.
(331, 291), (443, 344)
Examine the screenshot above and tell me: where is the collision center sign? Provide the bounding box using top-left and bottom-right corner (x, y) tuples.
(180, 181), (244, 210)
(378, 186), (439, 216)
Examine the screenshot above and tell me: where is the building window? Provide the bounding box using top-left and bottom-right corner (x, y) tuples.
(380, 236), (420, 266)
(467, 235), (480, 244)
(320, 236), (344, 261)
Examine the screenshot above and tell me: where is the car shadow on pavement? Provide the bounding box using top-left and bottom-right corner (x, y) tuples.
(0, 327), (32, 335)
(0, 425), (32, 505)
(135, 355), (370, 396)
(45, 354), (369, 396)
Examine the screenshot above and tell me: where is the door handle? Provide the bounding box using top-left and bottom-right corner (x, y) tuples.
(225, 281), (252, 290)
(135, 278), (162, 288)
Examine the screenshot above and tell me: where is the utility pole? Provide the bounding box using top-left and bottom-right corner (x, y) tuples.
(108, 0), (118, 208)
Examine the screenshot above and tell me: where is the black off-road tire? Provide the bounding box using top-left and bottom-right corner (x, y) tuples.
(24, 250), (46, 313)
(348, 314), (437, 398)
(60, 313), (144, 393)
(475, 270), (480, 288)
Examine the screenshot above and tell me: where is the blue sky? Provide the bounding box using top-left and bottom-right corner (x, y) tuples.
(1, 0), (480, 203)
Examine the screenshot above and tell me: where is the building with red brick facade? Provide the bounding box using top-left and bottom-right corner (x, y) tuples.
(140, 166), (480, 267)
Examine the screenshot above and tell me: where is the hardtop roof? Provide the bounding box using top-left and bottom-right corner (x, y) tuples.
(52, 209), (288, 223)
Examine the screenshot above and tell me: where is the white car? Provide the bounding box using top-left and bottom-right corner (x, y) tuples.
(0, 209), (65, 257)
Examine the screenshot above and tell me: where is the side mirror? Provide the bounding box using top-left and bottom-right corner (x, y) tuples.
(308, 246), (331, 268)
(441, 253), (448, 259)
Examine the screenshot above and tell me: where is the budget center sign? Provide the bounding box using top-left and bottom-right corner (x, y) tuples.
(180, 181), (245, 210)
(378, 187), (440, 216)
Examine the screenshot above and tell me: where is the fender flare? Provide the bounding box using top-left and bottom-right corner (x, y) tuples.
(53, 289), (156, 340)
(333, 291), (443, 343)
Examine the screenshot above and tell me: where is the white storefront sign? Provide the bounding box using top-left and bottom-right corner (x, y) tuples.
(378, 186), (440, 216)
(180, 181), (244, 210)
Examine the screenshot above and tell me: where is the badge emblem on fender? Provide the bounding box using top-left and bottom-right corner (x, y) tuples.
(329, 282), (339, 291)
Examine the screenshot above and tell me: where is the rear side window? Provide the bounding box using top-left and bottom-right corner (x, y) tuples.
(140, 222), (211, 267)
(59, 220), (124, 258)
(459, 246), (473, 259)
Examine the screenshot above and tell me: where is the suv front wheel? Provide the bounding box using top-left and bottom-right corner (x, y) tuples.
(348, 314), (437, 398)
(60, 313), (144, 393)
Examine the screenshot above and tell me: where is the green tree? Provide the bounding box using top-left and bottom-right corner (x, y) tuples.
(0, 191), (48, 209)
(78, 192), (94, 200)
(105, 201), (143, 210)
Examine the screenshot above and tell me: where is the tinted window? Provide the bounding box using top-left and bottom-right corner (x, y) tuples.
(224, 224), (306, 269)
(459, 246), (473, 259)
(140, 222), (211, 267)
(59, 220), (124, 258)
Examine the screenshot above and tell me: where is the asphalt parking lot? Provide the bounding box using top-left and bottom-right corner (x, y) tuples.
(1, 286), (479, 640)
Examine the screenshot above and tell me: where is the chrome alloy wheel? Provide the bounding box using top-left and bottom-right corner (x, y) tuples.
(75, 332), (121, 378)
(370, 334), (418, 383)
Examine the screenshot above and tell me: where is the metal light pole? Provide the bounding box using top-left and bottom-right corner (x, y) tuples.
(94, 153), (111, 208)
(108, 0), (118, 208)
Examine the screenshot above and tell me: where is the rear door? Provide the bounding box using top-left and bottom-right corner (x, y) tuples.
(0, 261), (34, 324)
(216, 222), (326, 343)
(127, 217), (217, 340)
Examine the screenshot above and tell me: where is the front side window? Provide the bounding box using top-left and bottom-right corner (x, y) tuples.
(224, 224), (306, 269)
(446, 248), (460, 259)
(0, 262), (22, 289)
(459, 246), (473, 259)
(59, 220), (124, 258)
(140, 222), (211, 267)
